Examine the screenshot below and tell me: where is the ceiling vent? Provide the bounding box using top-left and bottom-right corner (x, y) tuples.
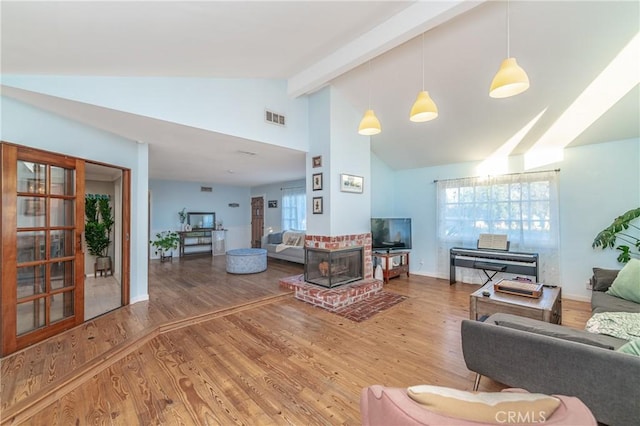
(265, 109), (286, 126)
(200, 186), (213, 192)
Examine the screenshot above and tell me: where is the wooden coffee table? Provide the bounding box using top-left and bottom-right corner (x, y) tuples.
(469, 282), (562, 324)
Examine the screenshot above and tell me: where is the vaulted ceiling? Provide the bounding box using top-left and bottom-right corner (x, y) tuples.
(2, 1), (638, 186)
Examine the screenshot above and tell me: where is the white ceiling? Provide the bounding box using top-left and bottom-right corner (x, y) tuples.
(2, 1), (638, 186)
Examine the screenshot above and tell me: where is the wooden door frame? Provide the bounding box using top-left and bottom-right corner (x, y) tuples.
(0, 142), (131, 356)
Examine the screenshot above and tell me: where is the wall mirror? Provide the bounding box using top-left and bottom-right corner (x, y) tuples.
(187, 212), (215, 229)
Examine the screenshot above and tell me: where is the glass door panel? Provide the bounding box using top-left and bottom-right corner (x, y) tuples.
(17, 299), (46, 335)
(50, 290), (74, 323)
(10, 155), (81, 350)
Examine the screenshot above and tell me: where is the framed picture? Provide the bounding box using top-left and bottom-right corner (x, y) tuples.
(340, 174), (364, 193)
(312, 173), (323, 191)
(268, 200), (278, 208)
(312, 196), (323, 214)
(312, 155), (322, 168)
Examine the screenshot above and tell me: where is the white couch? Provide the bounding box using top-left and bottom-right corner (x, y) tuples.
(261, 230), (305, 264)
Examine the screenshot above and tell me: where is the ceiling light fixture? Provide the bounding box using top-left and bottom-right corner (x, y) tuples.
(358, 60), (381, 135)
(489, 0), (530, 98)
(410, 33), (438, 122)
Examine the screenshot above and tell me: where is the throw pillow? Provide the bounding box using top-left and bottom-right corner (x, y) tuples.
(592, 267), (620, 292)
(606, 258), (640, 303)
(617, 338), (640, 356)
(285, 236), (300, 246)
(407, 385), (560, 424)
(267, 232), (283, 245)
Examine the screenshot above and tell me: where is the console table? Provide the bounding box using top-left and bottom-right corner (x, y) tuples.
(372, 251), (410, 283)
(178, 229), (213, 257)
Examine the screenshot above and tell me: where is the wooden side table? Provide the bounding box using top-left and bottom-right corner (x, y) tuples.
(372, 251), (410, 283)
(469, 282), (561, 324)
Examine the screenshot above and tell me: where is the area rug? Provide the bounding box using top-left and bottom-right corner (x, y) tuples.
(331, 291), (408, 322)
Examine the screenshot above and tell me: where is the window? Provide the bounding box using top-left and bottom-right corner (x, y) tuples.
(282, 187), (306, 231)
(437, 170), (560, 284)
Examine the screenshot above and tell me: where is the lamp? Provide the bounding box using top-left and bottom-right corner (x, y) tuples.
(410, 33), (438, 122)
(358, 61), (382, 135)
(489, 0), (529, 98)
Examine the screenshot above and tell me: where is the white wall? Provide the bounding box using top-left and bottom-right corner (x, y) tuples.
(251, 178), (305, 234)
(328, 87), (371, 236)
(370, 152), (397, 218)
(2, 95), (149, 302)
(148, 179), (251, 256)
(2, 76), (309, 152)
(379, 138), (639, 300)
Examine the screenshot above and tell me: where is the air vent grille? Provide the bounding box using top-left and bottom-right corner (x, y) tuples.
(265, 109), (286, 126)
(200, 186), (213, 192)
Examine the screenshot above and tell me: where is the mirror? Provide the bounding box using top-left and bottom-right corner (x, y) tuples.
(187, 212), (215, 229)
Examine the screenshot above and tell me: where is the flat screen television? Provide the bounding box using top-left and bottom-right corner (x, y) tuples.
(371, 218), (412, 252)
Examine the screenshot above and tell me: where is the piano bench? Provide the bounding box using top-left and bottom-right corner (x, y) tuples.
(474, 262), (507, 272)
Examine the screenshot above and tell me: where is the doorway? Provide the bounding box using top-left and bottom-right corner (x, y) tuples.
(83, 163), (125, 320)
(251, 196), (264, 248)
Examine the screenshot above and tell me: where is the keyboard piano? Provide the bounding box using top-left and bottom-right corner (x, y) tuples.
(449, 247), (538, 285)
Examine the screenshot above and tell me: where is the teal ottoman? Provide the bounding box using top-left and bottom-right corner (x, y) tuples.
(226, 248), (267, 274)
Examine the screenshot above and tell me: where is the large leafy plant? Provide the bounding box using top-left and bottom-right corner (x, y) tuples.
(592, 207), (640, 263)
(85, 195), (114, 257)
(150, 231), (180, 256)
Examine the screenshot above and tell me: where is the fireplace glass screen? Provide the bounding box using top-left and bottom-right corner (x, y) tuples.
(305, 246), (363, 288)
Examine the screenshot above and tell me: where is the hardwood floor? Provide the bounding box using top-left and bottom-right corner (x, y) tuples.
(1, 256), (591, 425)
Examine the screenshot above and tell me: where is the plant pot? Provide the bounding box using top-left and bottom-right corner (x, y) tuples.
(160, 250), (173, 263)
(95, 256), (112, 277)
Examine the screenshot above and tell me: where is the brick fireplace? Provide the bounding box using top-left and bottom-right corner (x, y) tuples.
(278, 233), (376, 310)
(305, 246), (363, 288)
(304, 233), (373, 280)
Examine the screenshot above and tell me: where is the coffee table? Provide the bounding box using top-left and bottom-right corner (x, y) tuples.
(469, 282), (562, 324)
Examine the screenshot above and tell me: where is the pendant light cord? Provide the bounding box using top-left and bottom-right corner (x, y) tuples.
(421, 33), (425, 90)
(506, 0), (510, 57)
(368, 60), (372, 109)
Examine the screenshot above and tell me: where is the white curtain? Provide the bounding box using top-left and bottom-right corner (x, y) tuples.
(436, 170), (560, 285)
(282, 187), (306, 231)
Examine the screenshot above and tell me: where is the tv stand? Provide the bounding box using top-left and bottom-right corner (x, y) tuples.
(372, 251), (410, 283)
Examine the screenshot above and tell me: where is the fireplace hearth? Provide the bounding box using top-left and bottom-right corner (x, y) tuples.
(305, 246), (363, 288)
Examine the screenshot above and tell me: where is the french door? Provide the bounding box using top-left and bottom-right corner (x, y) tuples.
(1, 143), (85, 356)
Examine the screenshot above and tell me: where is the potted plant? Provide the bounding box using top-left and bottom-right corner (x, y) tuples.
(592, 207), (640, 263)
(151, 231), (180, 262)
(85, 195), (114, 275)
(178, 208), (187, 230)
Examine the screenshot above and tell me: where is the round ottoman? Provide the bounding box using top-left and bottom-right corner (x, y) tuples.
(226, 248), (267, 274)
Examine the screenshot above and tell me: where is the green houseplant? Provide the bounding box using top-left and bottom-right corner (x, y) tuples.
(592, 207), (640, 263)
(151, 231), (180, 262)
(85, 195), (114, 274)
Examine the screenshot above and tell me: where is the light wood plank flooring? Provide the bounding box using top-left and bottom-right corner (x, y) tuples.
(1, 256), (590, 425)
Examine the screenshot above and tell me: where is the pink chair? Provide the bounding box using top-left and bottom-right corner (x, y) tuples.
(360, 385), (596, 426)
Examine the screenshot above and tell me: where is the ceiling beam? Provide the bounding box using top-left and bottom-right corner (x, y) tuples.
(287, 0), (486, 98)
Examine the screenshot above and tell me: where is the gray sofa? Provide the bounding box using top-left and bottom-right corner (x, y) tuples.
(261, 230), (305, 264)
(461, 268), (640, 426)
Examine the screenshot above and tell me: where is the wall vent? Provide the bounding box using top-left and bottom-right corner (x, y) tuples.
(200, 186), (213, 192)
(265, 109), (286, 126)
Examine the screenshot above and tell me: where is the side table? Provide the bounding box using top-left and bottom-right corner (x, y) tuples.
(469, 282), (562, 324)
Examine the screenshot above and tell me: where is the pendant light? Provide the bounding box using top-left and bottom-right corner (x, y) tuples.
(489, 0), (530, 98)
(358, 61), (381, 135)
(410, 33), (438, 122)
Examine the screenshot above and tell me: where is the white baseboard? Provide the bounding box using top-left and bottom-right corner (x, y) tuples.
(561, 293), (591, 302)
(130, 294), (149, 304)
